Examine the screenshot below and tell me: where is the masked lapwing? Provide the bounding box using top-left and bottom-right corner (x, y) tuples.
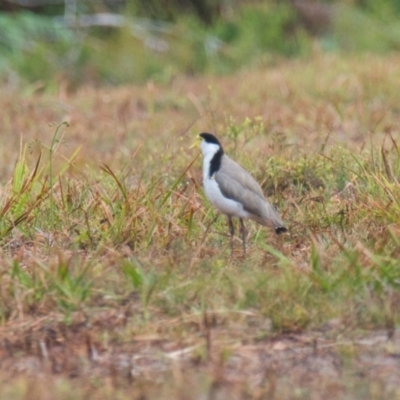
(193, 132), (286, 255)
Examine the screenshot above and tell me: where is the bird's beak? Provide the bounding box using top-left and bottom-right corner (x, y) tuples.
(190, 135), (201, 149)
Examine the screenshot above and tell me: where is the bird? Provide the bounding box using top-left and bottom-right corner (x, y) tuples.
(193, 132), (287, 255)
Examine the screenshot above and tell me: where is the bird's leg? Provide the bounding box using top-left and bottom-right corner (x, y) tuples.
(228, 217), (235, 255)
(239, 218), (246, 256)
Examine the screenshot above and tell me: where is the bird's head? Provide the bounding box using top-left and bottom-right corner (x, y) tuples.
(191, 132), (223, 157)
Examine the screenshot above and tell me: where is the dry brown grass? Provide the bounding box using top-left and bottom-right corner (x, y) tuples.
(1, 53), (400, 399)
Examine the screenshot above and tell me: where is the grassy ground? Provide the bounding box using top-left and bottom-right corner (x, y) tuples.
(1, 53), (400, 399)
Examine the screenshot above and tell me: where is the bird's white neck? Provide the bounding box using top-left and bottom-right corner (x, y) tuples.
(201, 142), (221, 181)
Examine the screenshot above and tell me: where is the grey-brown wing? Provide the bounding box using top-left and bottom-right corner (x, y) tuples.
(218, 156), (265, 198)
(214, 156), (285, 228)
(214, 170), (267, 219)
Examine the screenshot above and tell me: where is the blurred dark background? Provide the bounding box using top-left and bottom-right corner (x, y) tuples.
(1, 0), (400, 88)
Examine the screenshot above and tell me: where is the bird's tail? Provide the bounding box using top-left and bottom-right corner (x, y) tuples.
(275, 226), (287, 235)
(263, 202), (287, 235)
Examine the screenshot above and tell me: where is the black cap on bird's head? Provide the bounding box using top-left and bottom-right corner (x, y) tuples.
(191, 132), (224, 153)
(199, 132), (221, 146)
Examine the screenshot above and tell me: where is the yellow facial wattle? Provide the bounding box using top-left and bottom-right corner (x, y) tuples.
(189, 135), (202, 149)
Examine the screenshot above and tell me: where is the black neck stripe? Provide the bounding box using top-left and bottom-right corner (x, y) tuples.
(209, 148), (224, 178)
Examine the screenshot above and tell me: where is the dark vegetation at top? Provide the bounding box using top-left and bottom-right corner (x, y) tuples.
(1, 0), (400, 87)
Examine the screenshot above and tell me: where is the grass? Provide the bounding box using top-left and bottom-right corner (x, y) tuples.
(1, 53), (400, 398)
